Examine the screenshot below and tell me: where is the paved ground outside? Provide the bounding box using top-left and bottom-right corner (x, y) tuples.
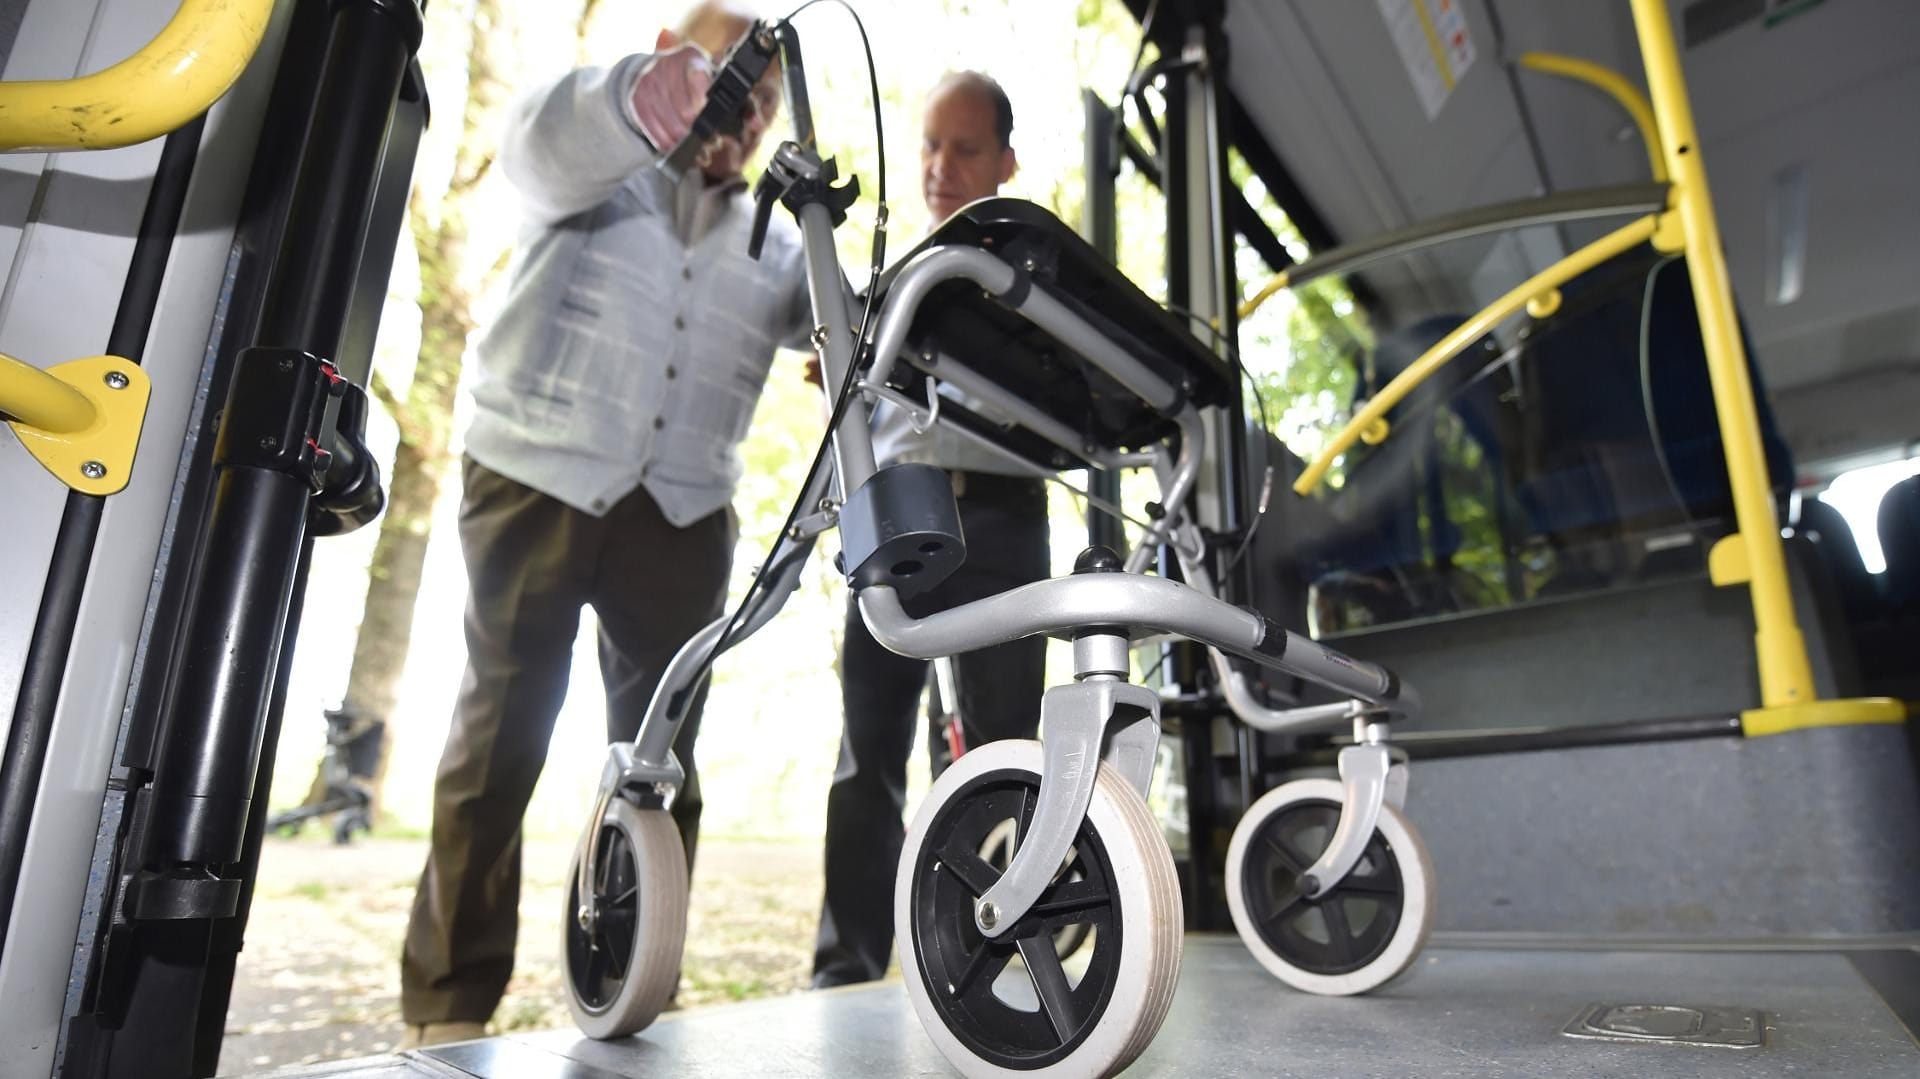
(217, 834), (827, 1075)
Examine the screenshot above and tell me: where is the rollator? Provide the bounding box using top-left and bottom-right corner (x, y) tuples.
(557, 12), (1430, 1077)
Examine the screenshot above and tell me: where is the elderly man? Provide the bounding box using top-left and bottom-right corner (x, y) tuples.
(812, 70), (1050, 988)
(398, 1), (807, 1047)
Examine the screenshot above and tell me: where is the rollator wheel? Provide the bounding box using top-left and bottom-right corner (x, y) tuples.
(1225, 778), (1434, 996)
(562, 798), (688, 1039)
(979, 820), (1092, 961)
(896, 740), (1182, 1078)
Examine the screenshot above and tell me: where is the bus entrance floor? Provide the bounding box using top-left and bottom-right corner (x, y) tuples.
(263, 935), (1919, 1078)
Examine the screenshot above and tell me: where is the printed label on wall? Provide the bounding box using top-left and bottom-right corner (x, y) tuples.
(1376, 0), (1478, 119)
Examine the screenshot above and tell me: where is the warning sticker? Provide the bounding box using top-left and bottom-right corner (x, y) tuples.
(1376, 0), (1478, 120)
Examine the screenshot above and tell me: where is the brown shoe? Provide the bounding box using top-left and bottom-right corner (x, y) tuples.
(398, 1021), (488, 1050)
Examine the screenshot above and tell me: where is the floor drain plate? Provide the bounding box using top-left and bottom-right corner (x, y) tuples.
(1562, 1003), (1767, 1048)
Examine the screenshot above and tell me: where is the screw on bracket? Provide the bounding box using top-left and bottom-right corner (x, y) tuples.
(103, 371), (130, 390)
(80, 461), (107, 480)
(978, 900), (999, 930)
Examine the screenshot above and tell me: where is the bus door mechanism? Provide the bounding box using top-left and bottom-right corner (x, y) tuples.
(128, 347), (385, 921)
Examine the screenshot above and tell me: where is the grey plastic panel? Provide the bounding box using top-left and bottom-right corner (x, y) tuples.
(1406, 724), (1920, 937)
(1322, 573), (1765, 733)
(1225, 0), (1920, 435)
(0, 0), (297, 1073)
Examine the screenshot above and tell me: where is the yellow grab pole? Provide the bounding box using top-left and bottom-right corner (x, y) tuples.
(0, 0), (275, 153)
(1517, 52), (1666, 182)
(1629, 0), (1815, 709)
(1293, 213), (1657, 497)
(1239, 271), (1292, 320)
(0, 349), (96, 432)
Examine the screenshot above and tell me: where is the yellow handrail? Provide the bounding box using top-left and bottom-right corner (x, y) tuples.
(0, 0), (275, 153)
(1239, 270), (1291, 320)
(0, 350), (96, 431)
(1291, 213), (1658, 497)
(1516, 51), (1667, 183)
(1630, 0), (1815, 711)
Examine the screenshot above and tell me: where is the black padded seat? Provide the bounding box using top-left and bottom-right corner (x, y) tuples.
(866, 198), (1236, 467)
(1877, 474), (1920, 613)
(1797, 497), (1880, 621)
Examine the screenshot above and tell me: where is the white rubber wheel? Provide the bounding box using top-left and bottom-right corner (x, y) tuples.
(895, 739), (1182, 1079)
(562, 799), (688, 1038)
(1225, 777), (1434, 996)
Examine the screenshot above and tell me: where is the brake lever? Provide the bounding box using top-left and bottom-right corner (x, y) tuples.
(748, 168), (780, 260)
(655, 21), (781, 184)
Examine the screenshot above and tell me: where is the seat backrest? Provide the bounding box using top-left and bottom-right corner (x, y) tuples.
(1877, 474), (1920, 611)
(1797, 496), (1880, 620)
(1518, 249), (1796, 532)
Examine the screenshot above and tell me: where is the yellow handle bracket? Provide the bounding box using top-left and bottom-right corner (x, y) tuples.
(0, 0), (275, 153)
(1238, 271), (1292, 321)
(2, 353), (150, 495)
(1742, 698), (1909, 738)
(1292, 213), (1659, 497)
(1516, 52), (1666, 183)
(1708, 533), (1750, 585)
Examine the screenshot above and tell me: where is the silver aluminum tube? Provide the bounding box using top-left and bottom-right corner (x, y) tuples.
(923, 354), (1139, 472)
(632, 617), (727, 766)
(867, 246), (1182, 419)
(631, 526), (820, 765)
(1018, 285), (1181, 413)
(858, 573), (1267, 661)
(935, 416), (1055, 477)
(868, 246), (1018, 389)
(797, 201), (878, 489)
(1175, 534), (1420, 722)
(1126, 407), (1206, 573)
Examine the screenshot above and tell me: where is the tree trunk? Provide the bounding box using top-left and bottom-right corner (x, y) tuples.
(298, 0), (532, 823)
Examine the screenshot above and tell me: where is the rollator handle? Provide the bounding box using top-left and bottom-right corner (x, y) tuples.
(654, 21), (781, 184)
(747, 168), (780, 260)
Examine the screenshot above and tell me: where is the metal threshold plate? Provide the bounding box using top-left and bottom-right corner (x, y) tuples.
(1563, 1002), (1768, 1048)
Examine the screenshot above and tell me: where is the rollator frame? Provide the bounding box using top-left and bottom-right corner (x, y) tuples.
(577, 16), (1419, 943)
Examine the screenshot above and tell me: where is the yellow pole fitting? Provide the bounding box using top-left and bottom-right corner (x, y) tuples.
(0, 349), (96, 432)
(1651, 189), (1687, 254)
(0, 0), (275, 153)
(1630, 0), (1815, 709)
(1292, 213), (1658, 497)
(1707, 533), (1750, 586)
(1525, 288), (1562, 319)
(1741, 698), (1908, 738)
(2, 353), (150, 496)
(1516, 52), (1667, 182)
(1238, 270), (1292, 320)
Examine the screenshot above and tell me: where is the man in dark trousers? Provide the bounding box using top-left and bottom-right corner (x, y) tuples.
(812, 70), (1052, 988)
(399, 1), (808, 1046)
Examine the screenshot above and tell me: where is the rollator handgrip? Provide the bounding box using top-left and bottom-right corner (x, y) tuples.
(747, 170), (779, 260)
(653, 21), (780, 184)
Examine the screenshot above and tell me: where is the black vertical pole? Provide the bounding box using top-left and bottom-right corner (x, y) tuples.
(140, 0), (421, 887)
(1081, 90), (1127, 555)
(0, 115), (207, 958)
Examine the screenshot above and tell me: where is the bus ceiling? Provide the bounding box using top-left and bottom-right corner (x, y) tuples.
(1122, 0), (1920, 477)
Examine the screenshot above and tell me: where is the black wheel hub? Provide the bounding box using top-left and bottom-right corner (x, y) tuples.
(567, 823), (639, 1011)
(1241, 798), (1404, 976)
(910, 769), (1122, 1069)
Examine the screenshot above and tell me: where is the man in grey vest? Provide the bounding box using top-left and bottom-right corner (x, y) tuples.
(400, 1), (807, 1046)
(812, 70), (1052, 988)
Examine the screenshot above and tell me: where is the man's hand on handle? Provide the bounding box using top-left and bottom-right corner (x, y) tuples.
(630, 43), (716, 161)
